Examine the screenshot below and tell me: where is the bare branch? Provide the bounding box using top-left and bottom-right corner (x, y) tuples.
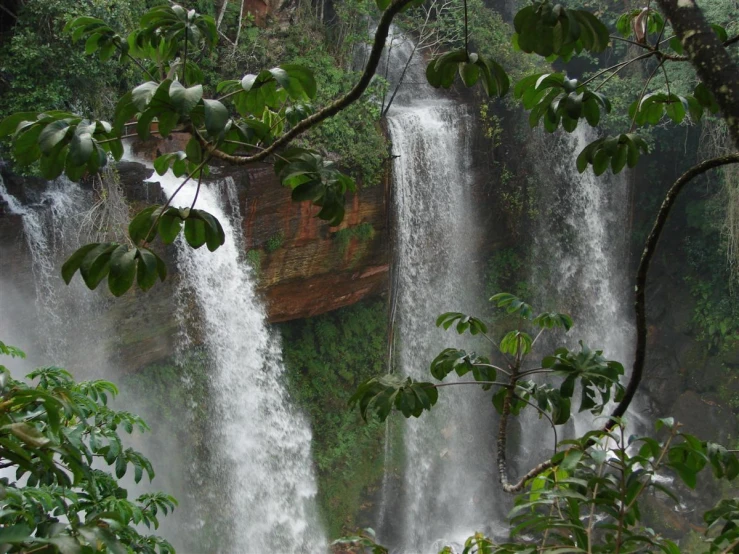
(606, 153), (739, 432)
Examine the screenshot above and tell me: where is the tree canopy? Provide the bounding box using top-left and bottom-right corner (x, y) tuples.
(0, 342), (175, 553)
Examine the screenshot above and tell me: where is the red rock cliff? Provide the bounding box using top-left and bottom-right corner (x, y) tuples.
(239, 163), (389, 322)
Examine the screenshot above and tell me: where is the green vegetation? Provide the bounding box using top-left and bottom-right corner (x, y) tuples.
(287, 45), (388, 186)
(683, 171), (739, 353)
(264, 231), (284, 253)
(279, 300), (388, 538)
(335, 222), (375, 254)
(0, 0), (148, 118)
(245, 248), (263, 274)
(484, 247), (531, 303)
(2, 0), (739, 552)
(0, 341), (175, 553)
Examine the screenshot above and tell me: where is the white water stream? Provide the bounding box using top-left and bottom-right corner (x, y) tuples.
(148, 167), (326, 553)
(381, 32), (503, 553)
(0, 161), (326, 552)
(378, 28), (636, 553)
(0, 173), (103, 369)
(530, 128), (635, 436)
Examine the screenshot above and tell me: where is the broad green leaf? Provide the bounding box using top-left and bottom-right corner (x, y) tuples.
(61, 243), (99, 284)
(129, 205), (159, 244)
(0, 524), (32, 544)
(169, 81), (203, 114)
(108, 245), (137, 297)
(158, 213), (183, 244)
(79, 243), (117, 290)
(184, 217), (207, 248)
(39, 120), (72, 154)
(203, 99), (229, 136)
(136, 248), (160, 290)
(0, 112), (40, 137)
(131, 81), (159, 111)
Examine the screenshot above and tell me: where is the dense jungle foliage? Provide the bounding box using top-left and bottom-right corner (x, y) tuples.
(1, 0), (739, 551)
(280, 300), (390, 537)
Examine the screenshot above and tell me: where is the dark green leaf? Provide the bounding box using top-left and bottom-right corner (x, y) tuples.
(108, 245), (137, 297)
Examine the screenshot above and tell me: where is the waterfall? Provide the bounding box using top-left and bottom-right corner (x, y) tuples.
(0, 173), (103, 369)
(528, 127), (637, 440)
(382, 31), (503, 553)
(144, 167), (326, 553)
(378, 24), (638, 550)
(1, 161), (326, 552)
(531, 128), (634, 373)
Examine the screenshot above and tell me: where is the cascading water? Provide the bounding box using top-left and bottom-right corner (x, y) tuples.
(139, 164), (326, 553)
(381, 32), (503, 553)
(1, 160), (326, 552)
(0, 173), (105, 370)
(529, 126), (636, 436)
(378, 24), (639, 550)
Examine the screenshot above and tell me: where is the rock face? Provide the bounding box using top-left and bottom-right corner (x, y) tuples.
(238, 163), (389, 322)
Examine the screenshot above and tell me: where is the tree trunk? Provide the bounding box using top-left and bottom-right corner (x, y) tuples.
(657, 0), (739, 149)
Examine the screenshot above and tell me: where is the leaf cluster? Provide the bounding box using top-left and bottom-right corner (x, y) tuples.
(513, 0), (610, 61)
(274, 147), (356, 226)
(0, 345), (175, 554)
(426, 50), (510, 97)
(349, 374), (439, 421)
(515, 73), (611, 132)
(351, 293), (624, 429)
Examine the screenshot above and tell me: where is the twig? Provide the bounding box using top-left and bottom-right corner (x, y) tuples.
(512, 393), (558, 453)
(586, 462), (606, 553)
(182, 24), (188, 87)
(189, 171), (203, 211)
(609, 35), (652, 50)
(0, 4), (17, 20)
(431, 380), (511, 389)
(530, 327), (545, 346)
(515, 367), (553, 379)
(221, 139), (289, 163)
(578, 51), (656, 89)
(141, 157), (210, 247)
(629, 59), (664, 132)
(660, 62), (671, 98)
(216, 88), (243, 102)
(614, 425), (627, 554)
(473, 362), (511, 377)
(113, 41), (158, 82)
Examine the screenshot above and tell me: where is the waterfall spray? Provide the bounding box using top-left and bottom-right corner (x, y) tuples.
(141, 164), (326, 553)
(381, 29), (503, 553)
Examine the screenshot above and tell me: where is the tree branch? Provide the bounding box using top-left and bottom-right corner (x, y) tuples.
(0, 4), (17, 20)
(431, 380), (510, 389)
(205, 0), (417, 165)
(605, 153), (739, 432)
(656, 0), (739, 148)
